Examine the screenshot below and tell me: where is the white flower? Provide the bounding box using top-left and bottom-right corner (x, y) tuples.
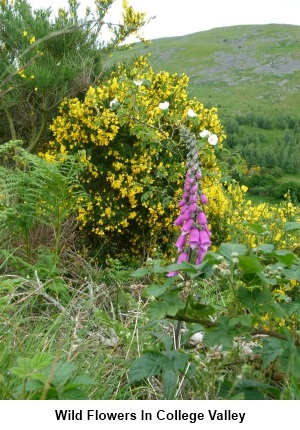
(109, 98), (118, 109)
(133, 79), (143, 86)
(208, 133), (218, 145)
(159, 101), (169, 110)
(199, 129), (210, 138)
(187, 108), (197, 118)
(189, 332), (204, 345)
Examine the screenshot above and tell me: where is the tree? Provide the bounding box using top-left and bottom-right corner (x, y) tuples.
(0, 0), (148, 151)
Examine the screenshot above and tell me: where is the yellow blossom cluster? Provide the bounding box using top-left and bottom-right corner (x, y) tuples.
(223, 183), (300, 252)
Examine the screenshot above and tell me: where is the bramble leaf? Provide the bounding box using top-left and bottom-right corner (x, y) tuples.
(219, 243), (247, 261)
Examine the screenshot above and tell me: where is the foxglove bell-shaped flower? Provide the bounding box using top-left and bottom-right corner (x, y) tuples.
(169, 127), (212, 276)
(189, 227), (200, 249)
(175, 234), (187, 252)
(177, 251), (189, 263)
(200, 194), (209, 204)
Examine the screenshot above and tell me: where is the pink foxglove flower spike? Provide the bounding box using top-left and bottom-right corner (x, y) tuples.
(168, 127), (212, 276)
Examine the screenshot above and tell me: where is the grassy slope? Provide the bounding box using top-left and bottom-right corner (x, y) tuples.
(109, 24), (300, 121)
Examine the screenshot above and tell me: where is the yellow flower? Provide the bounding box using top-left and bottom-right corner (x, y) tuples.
(29, 36), (36, 44)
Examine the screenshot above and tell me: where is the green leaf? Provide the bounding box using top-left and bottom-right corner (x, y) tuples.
(46, 361), (76, 387)
(128, 352), (167, 383)
(131, 267), (151, 278)
(11, 357), (32, 379)
(162, 368), (177, 400)
(279, 344), (300, 377)
(29, 372), (47, 382)
(256, 244), (274, 254)
(161, 350), (191, 399)
(231, 314), (252, 327)
(204, 316), (238, 349)
(129, 350), (190, 387)
(185, 302), (216, 319)
(218, 243), (247, 261)
(144, 283), (170, 297)
(61, 388), (89, 400)
(152, 331), (174, 351)
(164, 262), (198, 276)
(238, 255), (263, 273)
(258, 337), (285, 368)
(161, 350), (191, 373)
(244, 222), (268, 234)
(282, 268), (300, 281)
(71, 375), (98, 386)
(272, 250), (296, 268)
(147, 291), (184, 319)
(253, 286), (273, 305)
(236, 287), (254, 308)
(284, 222), (300, 232)
(30, 352), (54, 371)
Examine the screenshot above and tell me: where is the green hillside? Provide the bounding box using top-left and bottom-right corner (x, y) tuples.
(108, 24), (300, 120)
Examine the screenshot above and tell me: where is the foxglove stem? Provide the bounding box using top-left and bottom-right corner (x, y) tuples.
(168, 127), (212, 278)
(170, 127), (213, 350)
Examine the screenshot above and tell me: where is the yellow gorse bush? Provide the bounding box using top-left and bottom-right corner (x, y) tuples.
(44, 57), (226, 259)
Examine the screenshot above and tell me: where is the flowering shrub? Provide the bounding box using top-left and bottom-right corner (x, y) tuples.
(45, 56), (226, 260)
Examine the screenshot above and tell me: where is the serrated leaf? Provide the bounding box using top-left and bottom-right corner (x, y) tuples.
(252, 286), (273, 305)
(186, 302), (216, 318)
(231, 314), (252, 327)
(128, 352), (167, 383)
(279, 344), (300, 377)
(147, 291), (184, 319)
(129, 350), (190, 386)
(30, 352), (54, 371)
(29, 372), (47, 382)
(219, 243), (247, 261)
(147, 301), (181, 320)
(162, 350), (191, 372)
(272, 250), (296, 268)
(238, 255), (263, 273)
(259, 337), (285, 368)
(11, 357), (32, 378)
(237, 287), (254, 308)
(204, 316), (237, 349)
(144, 283), (170, 297)
(71, 375), (98, 386)
(46, 361), (76, 387)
